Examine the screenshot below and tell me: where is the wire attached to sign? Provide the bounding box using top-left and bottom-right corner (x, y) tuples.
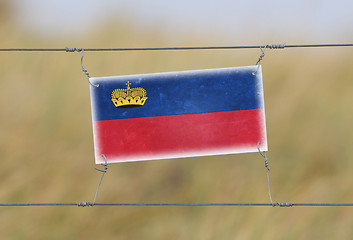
(92, 154), (109, 206)
(66, 47), (99, 87)
(80, 49), (99, 87)
(253, 46), (267, 75)
(257, 142), (274, 206)
(252, 43), (286, 75)
(76, 154), (109, 207)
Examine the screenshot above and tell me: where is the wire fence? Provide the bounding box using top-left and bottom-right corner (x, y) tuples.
(1, 42), (353, 207)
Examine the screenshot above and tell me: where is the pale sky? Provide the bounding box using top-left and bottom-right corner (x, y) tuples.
(11, 0), (353, 42)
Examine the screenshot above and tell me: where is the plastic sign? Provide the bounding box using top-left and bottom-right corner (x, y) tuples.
(89, 66), (267, 164)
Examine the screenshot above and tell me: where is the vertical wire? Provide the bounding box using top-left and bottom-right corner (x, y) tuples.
(253, 46), (267, 75)
(257, 142), (274, 206)
(93, 154), (108, 205)
(80, 49), (99, 87)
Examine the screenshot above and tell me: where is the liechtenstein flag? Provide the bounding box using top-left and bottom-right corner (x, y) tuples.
(90, 66), (267, 164)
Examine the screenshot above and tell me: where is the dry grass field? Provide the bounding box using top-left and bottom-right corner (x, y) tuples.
(1, 5), (353, 239)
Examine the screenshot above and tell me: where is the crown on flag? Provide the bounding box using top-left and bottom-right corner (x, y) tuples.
(111, 81), (148, 107)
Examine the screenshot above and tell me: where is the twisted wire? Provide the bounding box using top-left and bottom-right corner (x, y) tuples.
(257, 142), (273, 206)
(92, 154), (108, 206)
(80, 49), (99, 87)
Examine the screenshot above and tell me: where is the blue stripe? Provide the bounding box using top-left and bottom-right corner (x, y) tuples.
(90, 66), (264, 121)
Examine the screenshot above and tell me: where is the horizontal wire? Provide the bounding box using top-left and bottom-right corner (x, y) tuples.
(1, 202), (353, 207)
(0, 43), (353, 52)
(0, 203), (78, 206)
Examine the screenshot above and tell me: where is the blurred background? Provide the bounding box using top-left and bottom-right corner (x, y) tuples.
(1, 0), (353, 239)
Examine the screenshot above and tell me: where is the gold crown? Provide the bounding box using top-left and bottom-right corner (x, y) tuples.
(111, 81), (148, 107)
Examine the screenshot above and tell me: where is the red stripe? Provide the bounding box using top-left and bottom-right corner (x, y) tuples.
(93, 109), (267, 163)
